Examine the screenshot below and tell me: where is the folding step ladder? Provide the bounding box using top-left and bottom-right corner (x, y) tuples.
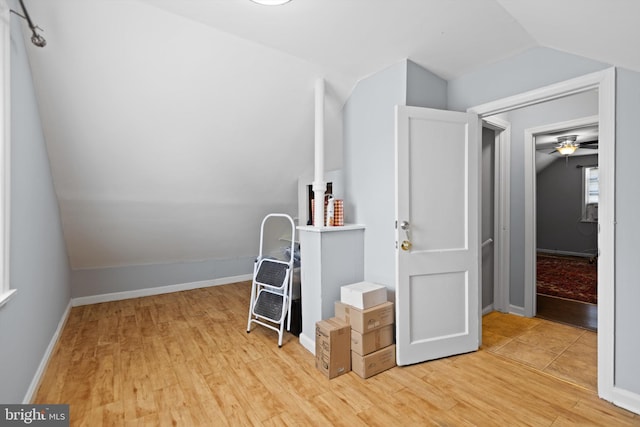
(246, 213), (296, 347)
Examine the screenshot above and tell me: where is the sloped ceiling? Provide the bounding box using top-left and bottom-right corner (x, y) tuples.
(18, 0), (640, 270)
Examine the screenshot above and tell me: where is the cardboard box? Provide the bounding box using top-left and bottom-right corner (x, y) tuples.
(315, 317), (351, 379)
(335, 301), (394, 334)
(351, 324), (394, 356)
(351, 345), (396, 379)
(340, 281), (387, 310)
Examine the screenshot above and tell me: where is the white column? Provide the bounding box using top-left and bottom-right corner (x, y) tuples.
(312, 78), (326, 227)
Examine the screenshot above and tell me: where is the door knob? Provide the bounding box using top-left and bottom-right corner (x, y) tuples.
(399, 220), (411, 250)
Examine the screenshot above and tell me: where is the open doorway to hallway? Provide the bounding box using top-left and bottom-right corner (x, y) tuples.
(472, 67), (614, 401)
(480, 92), (602, 390)
(533, 123), (598, 331)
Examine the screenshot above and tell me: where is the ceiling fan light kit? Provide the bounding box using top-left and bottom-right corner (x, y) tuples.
(556, 135), (579, 155)
(557, 143), (578, 155)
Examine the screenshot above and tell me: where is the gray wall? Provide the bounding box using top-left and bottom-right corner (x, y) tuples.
(481, 127), (495, 310)
(537, 154), (598, 256)
(614, 68), (640, 394)
(71, 257), (254, 298)
(407, 59), (448, 110)
(447, 47), (608, 111)
(343, 61), (406, 290)
(498, 90), (598, 307)
(0, 8), (71, 403)
(446, 46), (640, 395)
(343, 59), (447, 291)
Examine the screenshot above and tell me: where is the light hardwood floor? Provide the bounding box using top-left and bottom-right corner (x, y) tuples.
(34, 281), (639, 426)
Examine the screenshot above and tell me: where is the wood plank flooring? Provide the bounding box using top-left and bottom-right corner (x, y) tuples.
(33, 281), (639, 426)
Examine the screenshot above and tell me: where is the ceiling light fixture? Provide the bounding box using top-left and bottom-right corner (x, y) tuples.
(556, 135), (579, 155)
(250, 0), (292, 5)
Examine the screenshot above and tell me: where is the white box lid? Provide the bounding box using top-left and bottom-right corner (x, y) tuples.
(340, 281), (387, 309)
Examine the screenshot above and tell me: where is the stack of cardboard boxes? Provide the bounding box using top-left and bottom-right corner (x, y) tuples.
(315, 281), (396, 379)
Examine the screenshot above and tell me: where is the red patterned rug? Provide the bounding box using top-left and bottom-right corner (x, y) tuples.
(536, 253), (597, 304)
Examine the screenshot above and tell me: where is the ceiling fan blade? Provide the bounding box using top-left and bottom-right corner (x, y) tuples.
(580, 140), (599, 146)
(580, 146), (599, 149)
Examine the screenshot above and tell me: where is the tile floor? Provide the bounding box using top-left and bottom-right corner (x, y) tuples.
(482, 311), (597, 391)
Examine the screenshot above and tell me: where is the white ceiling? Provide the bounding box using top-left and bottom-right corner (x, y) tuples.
(18, 0), (640, 270)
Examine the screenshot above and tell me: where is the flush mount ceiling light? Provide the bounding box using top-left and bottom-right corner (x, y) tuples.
(250, 0), (292, 5)
(556, 135), (579, 155)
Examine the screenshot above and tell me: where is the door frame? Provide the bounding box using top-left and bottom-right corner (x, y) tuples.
(468, 67), (615, 402)
(523, 115), (599, 318)
(482, 117), (511, 314)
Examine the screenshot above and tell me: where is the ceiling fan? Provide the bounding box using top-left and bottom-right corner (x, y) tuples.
(545, 135), (599, 155)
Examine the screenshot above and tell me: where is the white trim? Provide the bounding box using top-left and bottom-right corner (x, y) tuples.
(71, 274), (253, 306)
(0, 0), (11, 306)
(299, 332), (315, 355)
(609, 386), (640, 416)
(482, 116), (511, 313)
(23, 301), (72, 404)
(508, 304), (525, 316)
(469, 70), (605, 117)
(537, 248), (596, 258)
(469, 67), (617, 404)
(0, 288), (16, 307)
(597, 67), (616, 403)
(482, 303), (494, 316)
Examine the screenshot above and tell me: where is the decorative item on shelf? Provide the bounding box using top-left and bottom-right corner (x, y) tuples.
(311, 197), (328, 227)
(311, 195), (345, 227)
(333, 199), (344, 226)
(326, 196), (335, 226)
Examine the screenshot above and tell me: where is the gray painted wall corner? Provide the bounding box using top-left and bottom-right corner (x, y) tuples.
(0, 10), (72, 403)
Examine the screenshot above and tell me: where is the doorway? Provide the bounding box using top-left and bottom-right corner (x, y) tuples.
(531, 119), (599, 331)
(471, 68), (615, 400)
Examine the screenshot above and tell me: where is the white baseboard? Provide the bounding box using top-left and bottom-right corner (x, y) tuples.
(537, 248), (597, 258)
(72, 274), (253, 307)
(482, 304), (494, 315)
(23, 301), (72, 404)
(609, 386), (640, 415)
(299, 332), (315, 355)
(509, 304), (526, 316)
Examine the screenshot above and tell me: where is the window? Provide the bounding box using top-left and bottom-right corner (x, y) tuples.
(0, 1), (13, 308)
(582, 166), (599, 223)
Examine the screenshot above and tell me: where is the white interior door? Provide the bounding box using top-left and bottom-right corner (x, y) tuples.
(395, 105), (480, 366)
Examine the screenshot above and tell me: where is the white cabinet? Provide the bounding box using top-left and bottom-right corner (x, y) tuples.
(297, 225), (365, 354)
